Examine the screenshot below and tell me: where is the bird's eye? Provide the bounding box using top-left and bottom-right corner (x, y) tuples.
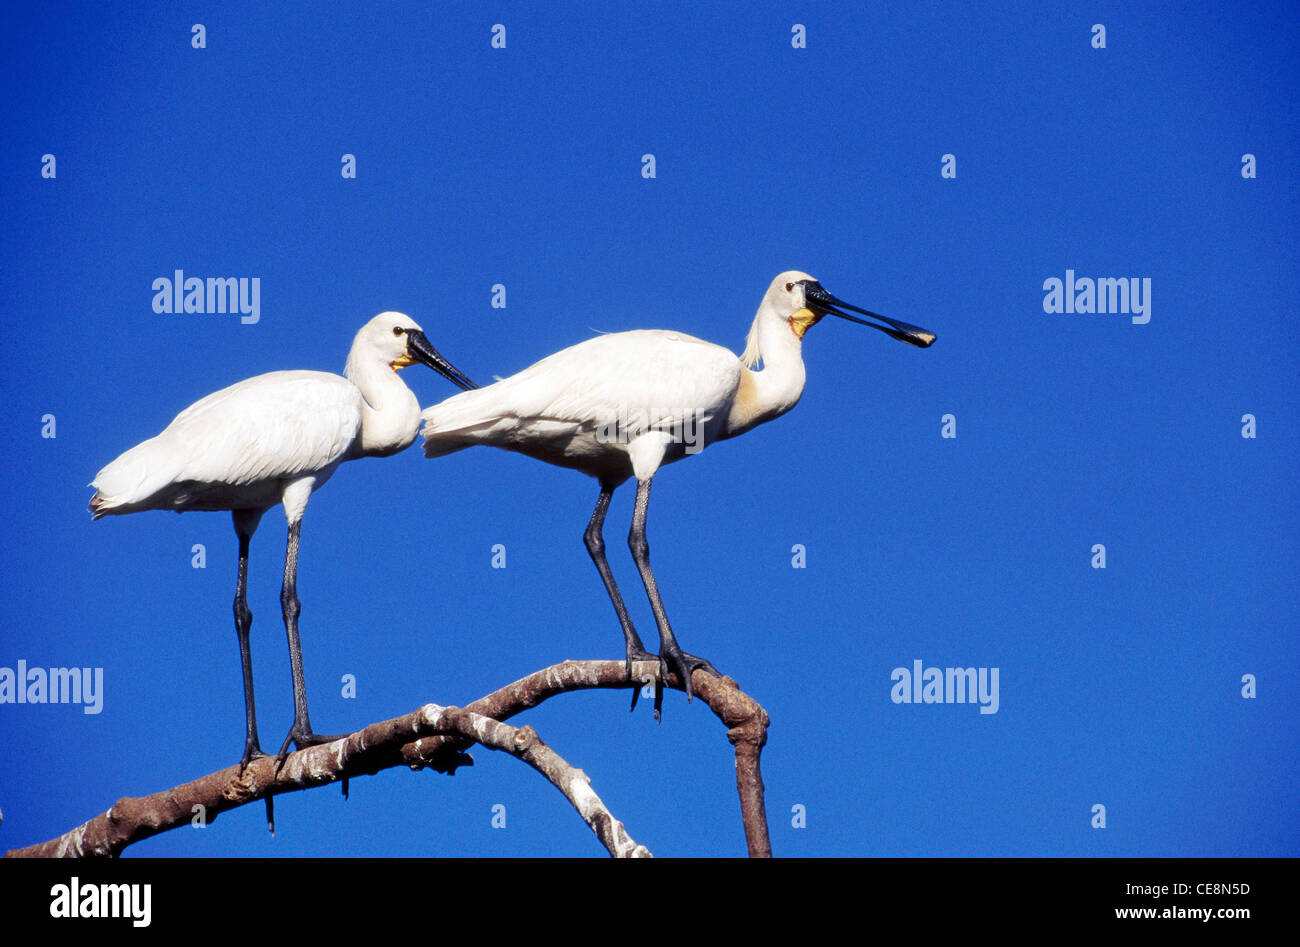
(392, 326), (405, 336)
(785, 282), (795, 292)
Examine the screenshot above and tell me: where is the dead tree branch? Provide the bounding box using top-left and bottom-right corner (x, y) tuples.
(439, 706), (650, 858)
(406, 659), (772, 857)
(5, 659), (769, 858)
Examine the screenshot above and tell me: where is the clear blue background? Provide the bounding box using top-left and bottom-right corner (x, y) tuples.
(1, 1), (1296, 857)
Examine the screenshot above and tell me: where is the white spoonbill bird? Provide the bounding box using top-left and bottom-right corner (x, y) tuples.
(90, 312), (477, 768)
(421, 272), (933, 712)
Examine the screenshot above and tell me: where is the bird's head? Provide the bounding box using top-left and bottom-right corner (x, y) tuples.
(746, 272), (935, 365)
(352, 312), (477, 391)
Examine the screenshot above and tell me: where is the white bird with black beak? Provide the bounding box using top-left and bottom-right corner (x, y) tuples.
(90, 312), (477, 768)
(420, 272), (934, 714)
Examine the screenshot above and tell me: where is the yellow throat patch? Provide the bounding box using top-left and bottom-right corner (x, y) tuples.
(788, 307), (823, 339)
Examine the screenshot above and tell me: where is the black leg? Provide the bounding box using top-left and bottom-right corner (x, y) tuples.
(584, 481), (656, 710)
(232, 511), (266, 772)
(627, 476), (719, 707)
(275, 518), (344, 767)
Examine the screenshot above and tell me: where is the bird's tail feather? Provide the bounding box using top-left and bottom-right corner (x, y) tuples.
(419, 387), (510, 457)
(88, 435), (184, 518)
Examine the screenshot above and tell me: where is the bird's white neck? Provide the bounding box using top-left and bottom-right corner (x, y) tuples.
(726, 304), (809, 438)
(345, 353), (422, 457)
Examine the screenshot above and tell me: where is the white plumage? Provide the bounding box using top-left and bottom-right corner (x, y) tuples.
(91, 311), (476, 767)
(423, 329), (742, 481)
(90, 371), (361, 518)
(421, 272), (934, 711)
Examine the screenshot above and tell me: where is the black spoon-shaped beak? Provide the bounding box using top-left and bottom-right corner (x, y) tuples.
(406, 330), (478, 390)
(802, 281), (935, 348)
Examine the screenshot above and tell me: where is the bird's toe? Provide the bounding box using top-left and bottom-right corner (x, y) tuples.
(660, 647), (720, 702)
(238, 744), (270, 774)
(273, 726), (347, 772)
(626, 645), (659, 713)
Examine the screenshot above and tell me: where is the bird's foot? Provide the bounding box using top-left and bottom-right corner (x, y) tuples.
(625, 645), (659, 714)
(238, 742), (270, 775)
(274, 725), (347, 772)
(235, 743), (276, 836)
(658, 646), (719, 705)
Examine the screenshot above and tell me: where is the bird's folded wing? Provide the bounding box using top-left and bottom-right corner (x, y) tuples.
(163, 371), (363, 484)
(94, 371), (364, 510)
(423, 330), (742, 438)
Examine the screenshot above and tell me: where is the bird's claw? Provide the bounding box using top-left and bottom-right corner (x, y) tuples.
(238, 744), (270, 775)
(274, 727), (346, 773)
(235, 744), (276, 836)
(624, 646), (716, 717)
(659, 647), (719, 703)
(625, 646), (658, 713)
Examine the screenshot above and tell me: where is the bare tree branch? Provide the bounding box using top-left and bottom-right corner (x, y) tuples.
(445, 707), (650, 858)
(4, 660), (770, 858)
(406, 659), (772, 857)
(4, 704), (645, 858)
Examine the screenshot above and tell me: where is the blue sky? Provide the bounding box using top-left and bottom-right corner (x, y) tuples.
(1, 1), (1296, 858)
